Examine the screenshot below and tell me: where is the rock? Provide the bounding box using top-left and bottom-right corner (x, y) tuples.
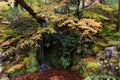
(39, 64), (52, 72)
(21, 56), (39, 74)
(4, 61), (10, 65)
(86, 61), (100, 74)
(104, 46), (117, 59)
(0, 66), (3, 73)
(0, 52), (5, 62)
(0, 77), (9, 80)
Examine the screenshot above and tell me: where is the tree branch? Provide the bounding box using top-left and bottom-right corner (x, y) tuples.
(15, 0), (45, 24)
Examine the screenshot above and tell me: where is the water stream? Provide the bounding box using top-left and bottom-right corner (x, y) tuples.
(39, 22), (51, 72)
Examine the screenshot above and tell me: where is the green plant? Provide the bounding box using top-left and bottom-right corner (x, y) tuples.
(9, 69), (25, 77)
(113, 32), (120, 37)
(101, 25), (113, 36)
(60, 56), (70, 68)
(85, 74), (117, 80)
(7, 63), (24, 76)
(26, 66), (38, 73)
(59, 36), (78, 68)
(86, 62), (100, 74)
(82, 11), (109, 21)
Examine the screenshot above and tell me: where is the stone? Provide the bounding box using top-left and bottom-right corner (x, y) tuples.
(0, 66), (3, 73)
(105, 46), (117, 53)
(5, 61), (10, 65)
(0, 52), (5, 62)
(104, 46), (117, 59)
(39, 64), (52, 72)
(0, 77), (9, 80)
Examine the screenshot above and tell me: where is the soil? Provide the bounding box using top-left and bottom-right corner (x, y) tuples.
(10, 67), (83, 80)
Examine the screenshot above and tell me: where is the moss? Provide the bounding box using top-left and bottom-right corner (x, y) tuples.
(109, 59), (117, 63)
(111, 4), (118, 13)
(23, 56), (39, 73)
(73, 55), (81, 64)
(1, 5), (10, 12)
(86, 62), (100, 74)
(0, 27), (17, 45)
(91, 42), (106, 55)
(83, 70), (89, 78)
(0, 15), (3, 19)
(112, 32), (120, 37)
(0, 48), (2, 52)
(6, 56), (39, 77)
(9, 69), (25, 77)
(82, 11), (109, 21)
(0, 77), (9, 80)
(93, 3), (113, 15)
(46, 53), (59, 67)
(26, 66), (38, 73)
(84, 3), (113, 17)
(68, 16), (79, 21)
(92, 44), (100, 53)
(101, 26), (112, 36)
(107, 40), (120, 46)
(23, 56), (38, 67)
(71, 65), (80, 71)
(7, 64), (24, 74)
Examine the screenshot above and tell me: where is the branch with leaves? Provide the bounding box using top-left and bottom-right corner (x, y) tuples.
(14, 0), (45, 24)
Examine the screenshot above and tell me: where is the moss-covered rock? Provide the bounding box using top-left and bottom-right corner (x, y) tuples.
(6, 56), (39, 77)
(26, 66), (38, 73)
(23, 56), (39, 73)
(82, 11), (109, 21)
(84, 3), (113, 16)
(8, 69), (25, 78)
(86, 62), (100, 74)
(7, 63), (24, 75)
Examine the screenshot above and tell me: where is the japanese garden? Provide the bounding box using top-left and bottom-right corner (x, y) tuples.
(0, 0), (120, 80)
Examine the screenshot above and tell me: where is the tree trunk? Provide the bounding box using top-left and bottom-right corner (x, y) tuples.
(76, 0), (80, 19)
(15, 0), (45, 24)
(82, 0), (84, 9)
(116, 0), (120, 32)
(100, 0), (105, 4)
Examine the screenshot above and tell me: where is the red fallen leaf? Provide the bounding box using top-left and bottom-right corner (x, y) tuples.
(0, 2), (8, 6)
(10, 67), (83, 80)
(96, 50), (103, 53)
(83, 56), (96, 62)
(0, 40), (10, 46)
